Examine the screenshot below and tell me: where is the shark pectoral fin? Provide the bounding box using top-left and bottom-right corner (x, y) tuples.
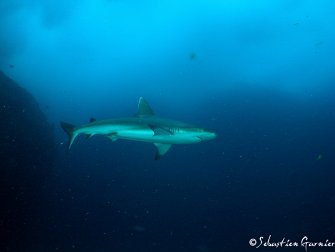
(149, 125), (172, 136)
(153, 143), (172, 160)
(107, 133), (119, 142)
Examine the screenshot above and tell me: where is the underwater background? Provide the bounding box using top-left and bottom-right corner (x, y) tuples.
(1, 0), (335, 251)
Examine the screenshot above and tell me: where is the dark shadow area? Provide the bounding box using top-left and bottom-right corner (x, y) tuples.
(0, 71), (56, 251)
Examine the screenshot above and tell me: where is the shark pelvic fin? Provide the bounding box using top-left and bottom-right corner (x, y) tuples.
(85, 133), (95, 139)
(153, 143), (172, 160)
(107, 133), (119, 142)
(137, 97), (154, 116)
(60, 121), (78, 150)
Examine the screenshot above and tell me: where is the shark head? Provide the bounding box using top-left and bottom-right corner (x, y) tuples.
(194, 128), (217, 141)
(178, 127), (216, 142)
(198, 130), (217, 141)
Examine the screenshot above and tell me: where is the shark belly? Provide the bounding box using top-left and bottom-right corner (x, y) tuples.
(116, 128), (156, 143)
(117, 129), (201, 144)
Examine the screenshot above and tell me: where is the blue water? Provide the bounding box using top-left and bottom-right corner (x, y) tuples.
(1, 0), (335, 251)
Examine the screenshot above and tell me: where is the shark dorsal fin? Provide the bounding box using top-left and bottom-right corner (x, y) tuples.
(137, 97), (154, 117)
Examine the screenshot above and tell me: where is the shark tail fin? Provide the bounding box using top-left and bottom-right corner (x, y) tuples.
(60, 121), (77, 151)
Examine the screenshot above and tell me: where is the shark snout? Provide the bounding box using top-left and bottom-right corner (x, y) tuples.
(207, 132), (217, 140)
(198, 131), (217, 141)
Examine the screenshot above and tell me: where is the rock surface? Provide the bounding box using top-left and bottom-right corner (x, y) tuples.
(0, 71), (56, 251)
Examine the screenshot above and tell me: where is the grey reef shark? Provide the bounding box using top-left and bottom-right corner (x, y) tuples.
(60, 97), (216, 159)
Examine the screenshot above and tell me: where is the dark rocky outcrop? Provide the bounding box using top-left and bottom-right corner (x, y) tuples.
(0, 71), (56, 251)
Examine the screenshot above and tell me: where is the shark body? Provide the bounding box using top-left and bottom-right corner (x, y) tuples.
(60, 97), (216, 159)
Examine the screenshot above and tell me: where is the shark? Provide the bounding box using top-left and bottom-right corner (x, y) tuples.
(60, 97), (216, 159)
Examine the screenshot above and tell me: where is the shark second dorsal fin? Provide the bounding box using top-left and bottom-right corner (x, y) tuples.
(137, 97), (154, 116)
